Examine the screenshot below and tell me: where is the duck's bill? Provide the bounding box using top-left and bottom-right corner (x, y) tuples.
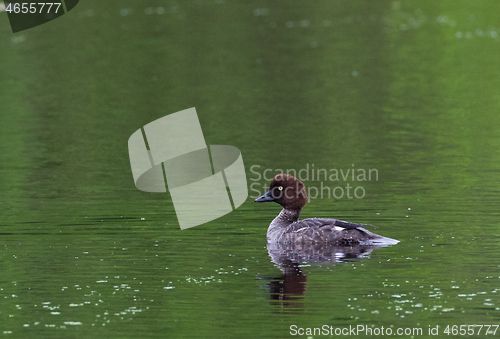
(255, 190), (274, 202)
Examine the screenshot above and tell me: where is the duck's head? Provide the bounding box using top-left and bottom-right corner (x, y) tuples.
(255, 174), (308, 210)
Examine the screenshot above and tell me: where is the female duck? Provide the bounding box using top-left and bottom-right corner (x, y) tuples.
(255, 174), (399, 246)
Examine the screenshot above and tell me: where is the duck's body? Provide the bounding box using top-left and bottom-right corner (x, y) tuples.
(256, 174), (399, 246)
(267, 208), (398, 245)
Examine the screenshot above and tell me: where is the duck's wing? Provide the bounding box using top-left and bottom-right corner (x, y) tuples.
(285, 218), (384, 244)
(295, 218), (367, 230)
(331, 219), (372, 229)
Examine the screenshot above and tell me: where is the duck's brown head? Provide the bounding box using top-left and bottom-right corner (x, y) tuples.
(255, 174), (308, 210)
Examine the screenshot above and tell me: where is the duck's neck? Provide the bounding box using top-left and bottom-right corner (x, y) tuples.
(267, 208), (302, 242)
(274, 208), (301, 224)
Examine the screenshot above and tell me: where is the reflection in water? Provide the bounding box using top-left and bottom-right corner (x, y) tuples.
(266, 259), (308, 309)
(264, 242), (393, 310)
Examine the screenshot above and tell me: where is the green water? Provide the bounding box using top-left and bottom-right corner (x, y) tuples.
(1, 0), (500, 338)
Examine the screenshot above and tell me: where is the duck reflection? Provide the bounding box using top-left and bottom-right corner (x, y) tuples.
(267, 258), (308, 309)
(264, 242), (391, 310)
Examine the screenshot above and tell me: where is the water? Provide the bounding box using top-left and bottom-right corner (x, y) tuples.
(1, 0), (500, 337)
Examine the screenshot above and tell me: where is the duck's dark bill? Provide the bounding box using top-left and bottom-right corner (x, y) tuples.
(255, 190), (274, 202)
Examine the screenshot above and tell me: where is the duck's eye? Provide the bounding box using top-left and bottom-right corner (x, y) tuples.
(278, 186), (283, 191)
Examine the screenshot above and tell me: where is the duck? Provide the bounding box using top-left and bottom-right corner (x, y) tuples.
(255, 174), (399, 246)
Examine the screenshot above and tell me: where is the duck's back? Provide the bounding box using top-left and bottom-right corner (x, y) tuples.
(275, 218), (398, 246)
